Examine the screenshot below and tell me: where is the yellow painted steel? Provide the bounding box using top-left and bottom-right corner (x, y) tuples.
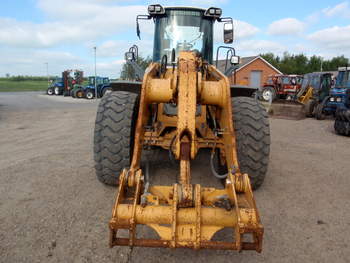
(109, 51), (263, 252)
(148, 79), (173, 103)
(113, 205), (243, 226)
(298, 87), (314, 104)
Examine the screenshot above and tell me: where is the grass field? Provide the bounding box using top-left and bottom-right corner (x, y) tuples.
(0, 79), (48, 92)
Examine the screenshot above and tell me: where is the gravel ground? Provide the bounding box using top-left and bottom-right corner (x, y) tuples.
(0, 92), (349, 263)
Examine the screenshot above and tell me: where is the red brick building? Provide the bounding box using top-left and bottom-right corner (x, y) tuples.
(217, 56), (282, 87)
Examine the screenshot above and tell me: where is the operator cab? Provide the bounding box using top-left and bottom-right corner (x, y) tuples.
(131, 5), (238, 67)
(152, 7), (215, 63)
(336, 67), (350, 89)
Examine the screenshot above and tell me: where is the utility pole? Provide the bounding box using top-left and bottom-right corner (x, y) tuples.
(45, 62), (49, 88)
(94, 46), (97, 100)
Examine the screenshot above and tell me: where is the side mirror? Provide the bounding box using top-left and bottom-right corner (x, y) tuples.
(136, 21), (141, 40)
(136, 15), (152, 40)
(224, 23), (234, 44)
(230, 55), (240, 65)
(125, 51), (136, 62)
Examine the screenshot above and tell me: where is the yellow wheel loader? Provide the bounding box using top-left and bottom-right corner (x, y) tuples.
(94, 5), (270, 252)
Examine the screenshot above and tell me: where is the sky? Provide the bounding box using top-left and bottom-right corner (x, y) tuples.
(0, 0), (350, 78)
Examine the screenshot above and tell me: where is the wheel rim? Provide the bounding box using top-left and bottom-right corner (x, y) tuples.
(54, 87), (59, 95)
(262, 90), (272, 101)
(77, 91), (83, 98)
(87, 92), (93, 99)
(48, 89), (53, 95)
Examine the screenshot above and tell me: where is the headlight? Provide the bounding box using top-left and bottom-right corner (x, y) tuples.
(330, 97), (335, 102)
(336, 97), (342, 102)
(125, 52), (135, 61)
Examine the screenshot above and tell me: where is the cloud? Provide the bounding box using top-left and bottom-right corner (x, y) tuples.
(235, 21), (260, 40)
(0, 48), (86, 76)
(237, 40), (286, 56)
(97, 39), (153, 58)
(98, 40), (131, 58)
(214, 20), (259, 43)
(323, 1), (350, 18)
(0, 47), (126, 78)
(308, 25), (350, 52)
(0, 1), (146, 48)
(268, 18), (305, 36)
(0, 18), (89, 48)
(305, 11), (321, 24)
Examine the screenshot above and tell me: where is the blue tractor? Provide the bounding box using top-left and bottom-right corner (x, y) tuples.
(83, 76), (111, 99)
(46, 77), (64, 95)
(334, 68), (350, 136)
(315, 67), (350, 120)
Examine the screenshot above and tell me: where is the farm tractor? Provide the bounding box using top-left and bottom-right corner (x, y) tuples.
(46, 77), (63, 95)
(52, 70), (84, 96)
(267, 72), (333, 120)
(315, 67), (350, 120)
(334, 68), (350, 135)
(261, 74), (303, 102)
(71, 83), (85, 98)
(83, 76), (111, 99)
(94, 5), (270, 252)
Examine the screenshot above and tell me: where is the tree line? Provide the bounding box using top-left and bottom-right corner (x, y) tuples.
(120, 56), (152, 80)
(119, 53), (349, 80)
(6, 52), (347, 81)
(1, 76), (49, 81)
(260, 52), (349, 75)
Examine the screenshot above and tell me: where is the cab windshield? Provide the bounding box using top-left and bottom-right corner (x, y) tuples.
(153, 9), (214, 64)
(302, 75), (319, 90)
(336, 71), (350, 87)
(301, 76), (310, 89)
(281, 77), (290, 85)
(89, 77), (95, 86)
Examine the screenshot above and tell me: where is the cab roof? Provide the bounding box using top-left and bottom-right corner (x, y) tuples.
(164, 6), (207, 12)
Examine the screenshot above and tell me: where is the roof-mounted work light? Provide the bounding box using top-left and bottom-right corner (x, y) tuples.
(205, 7), (222, 19)
(148, 4), (165, 15)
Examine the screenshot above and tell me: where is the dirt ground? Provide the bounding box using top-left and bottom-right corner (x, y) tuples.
(0, 92), (349, 263)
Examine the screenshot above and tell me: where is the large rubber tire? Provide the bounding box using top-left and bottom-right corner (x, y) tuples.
(86, 90), (94, 100)
(101, 87), (111, 98)
(334, 119), (349, 136)
(94, 91), (138, 185)
(305, 99), (316, 117)
(261, 87), (276, 102)
(232, 97), (270, 190)
(75, 89), (84, 98)
(334, 109), (350, 136)
(54, 87), (61, 95)
(315, 103), (326, 120)
(47, 88), (54, 95)
(71, 89), (77, 98)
